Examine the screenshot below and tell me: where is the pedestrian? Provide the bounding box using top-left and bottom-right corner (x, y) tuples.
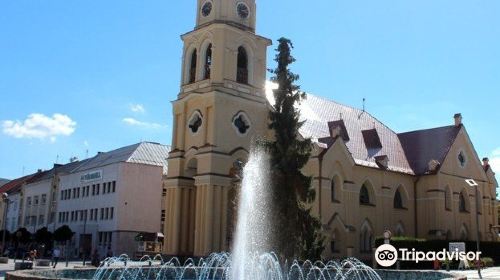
(29, 249), (37, 262)
(52, 247), (61, 268)
(91, 249), (100, 267)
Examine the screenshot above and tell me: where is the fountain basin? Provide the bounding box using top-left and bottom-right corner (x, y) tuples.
(6, 267), (466, 280)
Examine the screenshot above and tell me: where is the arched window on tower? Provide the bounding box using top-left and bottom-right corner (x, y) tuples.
(237, 46), (249, 84)
(204, 44), (212, 80)
(189, 49), (197, 84)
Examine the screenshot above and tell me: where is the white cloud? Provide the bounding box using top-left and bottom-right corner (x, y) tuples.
(122, 118), (165, 129)
(2, 113), (76, 141)
(130, 104), (145, 113)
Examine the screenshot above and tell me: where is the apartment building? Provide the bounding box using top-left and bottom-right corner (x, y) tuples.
(56, 142), (169, 257)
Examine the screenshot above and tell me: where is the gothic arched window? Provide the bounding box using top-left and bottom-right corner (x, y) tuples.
(394, 189), (404, 209)
(189, 49), (197, 84)
(459, 191), (468, 213)
(445, 186), (452, 211)
(360, 221), (373, 253)
(237, 46), (249, 84)
(359, 184), (370, 205)
(204, 44), (212, 80)
(331, 179), (336, 202)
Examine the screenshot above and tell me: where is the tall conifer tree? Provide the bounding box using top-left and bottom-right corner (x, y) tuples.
(264, 38), (324, 260)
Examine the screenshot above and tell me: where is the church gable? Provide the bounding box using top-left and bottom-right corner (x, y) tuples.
(398, 125), (461, 175)
(439, 127), (489, 181)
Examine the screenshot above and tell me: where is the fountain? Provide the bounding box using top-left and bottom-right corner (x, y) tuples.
(90, 147), (382, 280)
(5, 149), (462, 280)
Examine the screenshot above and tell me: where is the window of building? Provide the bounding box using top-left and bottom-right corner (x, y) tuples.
(33, 196), (39, 205)
(204, 44), (212, 80)
(96, 184), (100, 195)
(107, 182), (111, 193)
(360, 221), (373, 253)
(458, 151), (467, 168)
(236, 46), (249, 84)
(459, 191), (468, 213)
(359, 184), (370, 205)
(445, 186), (452, 211)
(27, 197), (32, 206)
(39, 215), (44, 225)
(394, 189), (404, 209)
(162, 188), (167, 197)
(331, 180), (336, 202)
(112, 181), (116, 192)
(110, 208), (114, 220)
(232, 112), (251, 135)
(105, 208), (109, 220)
(100, 208), (104, 220)
(188, 49), (197, 84)
(60, 191), (64, 200)
(161, 210), (166, 222)
(41, 194), (47, 205)
(188, 111), (203, 134)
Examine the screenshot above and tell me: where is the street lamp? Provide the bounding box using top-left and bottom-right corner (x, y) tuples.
(1, 193), (10, 256)
(465, 179), (482, 280)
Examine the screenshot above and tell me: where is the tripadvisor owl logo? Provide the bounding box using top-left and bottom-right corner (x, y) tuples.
(375, 243), (482, 267)
(375, 244), (398, 267)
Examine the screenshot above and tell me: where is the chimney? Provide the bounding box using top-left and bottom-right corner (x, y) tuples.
(428, 159), (441, 172)
(483, 157), (490, 171)
(330, 126), (341, 139)
(454, 113), (462, 127)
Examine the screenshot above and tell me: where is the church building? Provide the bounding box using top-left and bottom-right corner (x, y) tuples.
(163, 0), (499, 260)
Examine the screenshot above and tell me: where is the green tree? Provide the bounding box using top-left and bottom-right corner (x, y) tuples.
(0, 230), (11, 243)
(13, 228), (31, 244)
(263, 38), (324, 260)
(53, 225), (74, 243)
(35, 227), (53, 245)
(54, 225), (74, 265)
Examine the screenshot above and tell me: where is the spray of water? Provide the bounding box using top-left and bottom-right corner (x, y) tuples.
(231, 147), (271, 279)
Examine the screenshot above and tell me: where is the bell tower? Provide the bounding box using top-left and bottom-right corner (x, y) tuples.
(196, 0), (257, 32)
(164, 0), (271, 257)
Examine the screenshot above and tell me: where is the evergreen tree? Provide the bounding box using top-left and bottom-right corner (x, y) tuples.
(263, 38), (324, 260)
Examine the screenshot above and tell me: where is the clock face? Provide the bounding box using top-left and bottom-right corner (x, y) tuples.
(201, 1), (212, 17)
(237, 3), (250, 19)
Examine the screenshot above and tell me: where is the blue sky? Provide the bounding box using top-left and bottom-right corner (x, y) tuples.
(0, 0), (499, 183)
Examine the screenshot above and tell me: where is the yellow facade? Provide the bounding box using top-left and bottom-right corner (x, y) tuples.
(163, 0), (499, 259)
